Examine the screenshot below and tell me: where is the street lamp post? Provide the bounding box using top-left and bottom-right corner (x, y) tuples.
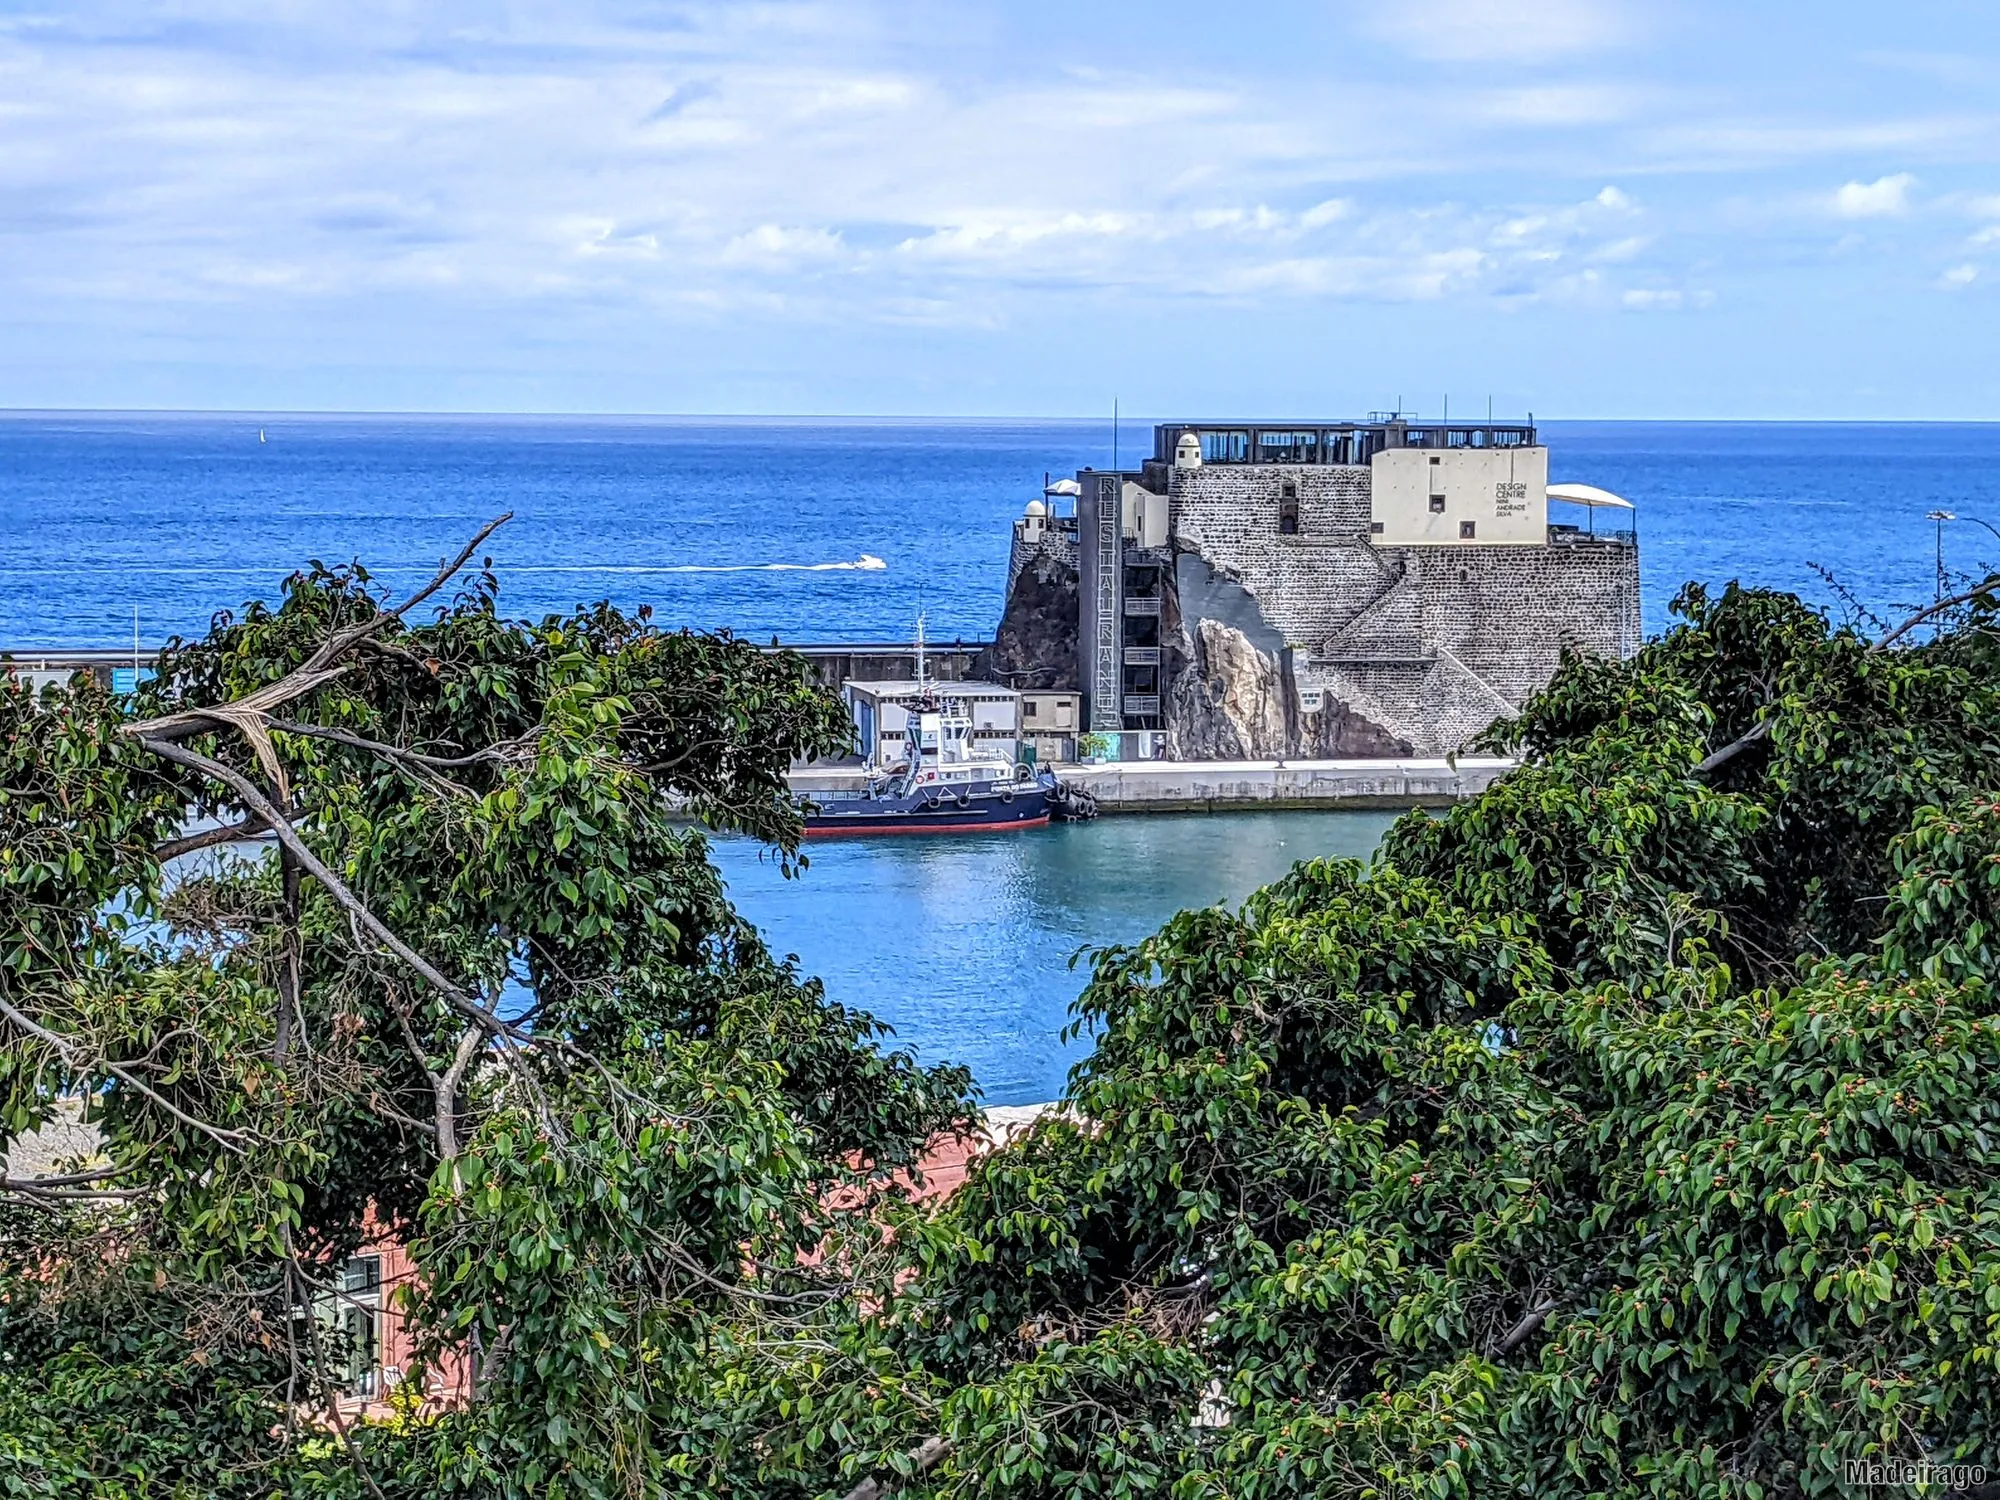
(1928, 511), (1955, 637)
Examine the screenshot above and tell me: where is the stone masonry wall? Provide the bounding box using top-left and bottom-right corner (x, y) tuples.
(1395, 540), (1642, 706)
(1169, 465), (1397, 650)
(1008, 519), (1079, 595)
(1161, 461), (1640, 756)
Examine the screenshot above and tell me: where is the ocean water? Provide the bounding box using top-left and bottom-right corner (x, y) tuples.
(5, 413), (2000, 650)
(7, 412), (2000, 1102)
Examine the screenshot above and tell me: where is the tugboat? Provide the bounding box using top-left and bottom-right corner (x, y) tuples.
(802, 625), (1066, 837)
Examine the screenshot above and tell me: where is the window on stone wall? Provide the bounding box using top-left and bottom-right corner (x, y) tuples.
(1460, 520), (1477, 539)
(1279, 481), (1299, 535)
(1370, 521), (1385, 535)
(1429, 494), (1447, 514)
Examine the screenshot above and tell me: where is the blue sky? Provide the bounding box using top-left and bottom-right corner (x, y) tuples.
(2, 0), (1998, 418)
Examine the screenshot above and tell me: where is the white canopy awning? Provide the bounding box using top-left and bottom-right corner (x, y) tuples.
(1044, 478), (1082, 497)
(1546, 482), (1634, 510)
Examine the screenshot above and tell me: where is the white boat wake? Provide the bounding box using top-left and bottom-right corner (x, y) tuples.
(5, 555), (890, 579)
(506, 554), (888, 575)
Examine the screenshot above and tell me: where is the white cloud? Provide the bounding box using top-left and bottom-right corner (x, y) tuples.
(1832, 173), (1916, 217)
(1939, 263), (1979, 289)
(1364, 0), (1633, 62)
(1591, 235), (1650, 262)
(721, 224), (849, 267)
(2, 0), (1997, 412)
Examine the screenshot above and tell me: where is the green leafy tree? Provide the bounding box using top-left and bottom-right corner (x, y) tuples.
(872, 575), (2000, 1499)
(11, 534), (2000, 1500)
(0, 520), (971, 1499)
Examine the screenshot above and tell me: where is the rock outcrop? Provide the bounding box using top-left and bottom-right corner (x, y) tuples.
(1165, 618), (1290, 759)
(976, 549), (1080, 690)
(1162, 553), (1410, 761)
(1164, 616), (1410, 760)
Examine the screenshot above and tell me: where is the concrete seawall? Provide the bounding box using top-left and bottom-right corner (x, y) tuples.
(1058, 756), (1514, 811)
(790, 756), (1514, 812)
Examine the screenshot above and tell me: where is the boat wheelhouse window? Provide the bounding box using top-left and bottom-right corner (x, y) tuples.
(1201, 430), (1249, 463)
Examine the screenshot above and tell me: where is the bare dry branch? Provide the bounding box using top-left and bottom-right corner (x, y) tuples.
(134, 736), (522, 1048)
(1871, 572), (2000, 652)
(0, 991), (253, 1154)
(154, 813), (282, 863)
(124, 513), (512, 749)
(264, 718), (523, 770)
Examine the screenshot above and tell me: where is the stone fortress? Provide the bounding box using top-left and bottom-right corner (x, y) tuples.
(982, 417), (1641, 759)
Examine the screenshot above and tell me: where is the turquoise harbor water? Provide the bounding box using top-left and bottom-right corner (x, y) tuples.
(6, 413), (2000, 1101)
(711, 810), (1398, 1106)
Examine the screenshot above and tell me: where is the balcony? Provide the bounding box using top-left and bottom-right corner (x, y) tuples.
(1122, 596), (1162, 617)
(1122, 694), (1161, 717)
(1122, 645), (1161, 666)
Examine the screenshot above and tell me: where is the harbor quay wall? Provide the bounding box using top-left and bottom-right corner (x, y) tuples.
(790, 755), (1515, 812)
(1060, 755), (1514, 811)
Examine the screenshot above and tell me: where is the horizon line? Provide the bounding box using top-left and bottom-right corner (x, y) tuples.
(3, 406), (1998, 427)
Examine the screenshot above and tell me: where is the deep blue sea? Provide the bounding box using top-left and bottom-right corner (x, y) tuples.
(7, 413), (2000, 651)
(7, 412), (1999, 1102)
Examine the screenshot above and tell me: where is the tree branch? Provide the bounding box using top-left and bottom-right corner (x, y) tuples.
(1695, 571), (2000, 779)
(264, 718), (522, 770)
(841, 1435), (954, 1500)
(1485, 1230), (1663, 1360)
(0, 992), (253, 1153)
(154, 813), (284, 863)
(1488, 1295), (1561, 1358)
(134, 736), (524, 1049)
(1692, 717), (1772, 778)
(1871, 572), (2000, 653)
(126, 514), (512, 747)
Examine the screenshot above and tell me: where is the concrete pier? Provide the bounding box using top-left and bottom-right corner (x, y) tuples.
(790, 755), (1513, 812)
(1056, 755), (1513, 811)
